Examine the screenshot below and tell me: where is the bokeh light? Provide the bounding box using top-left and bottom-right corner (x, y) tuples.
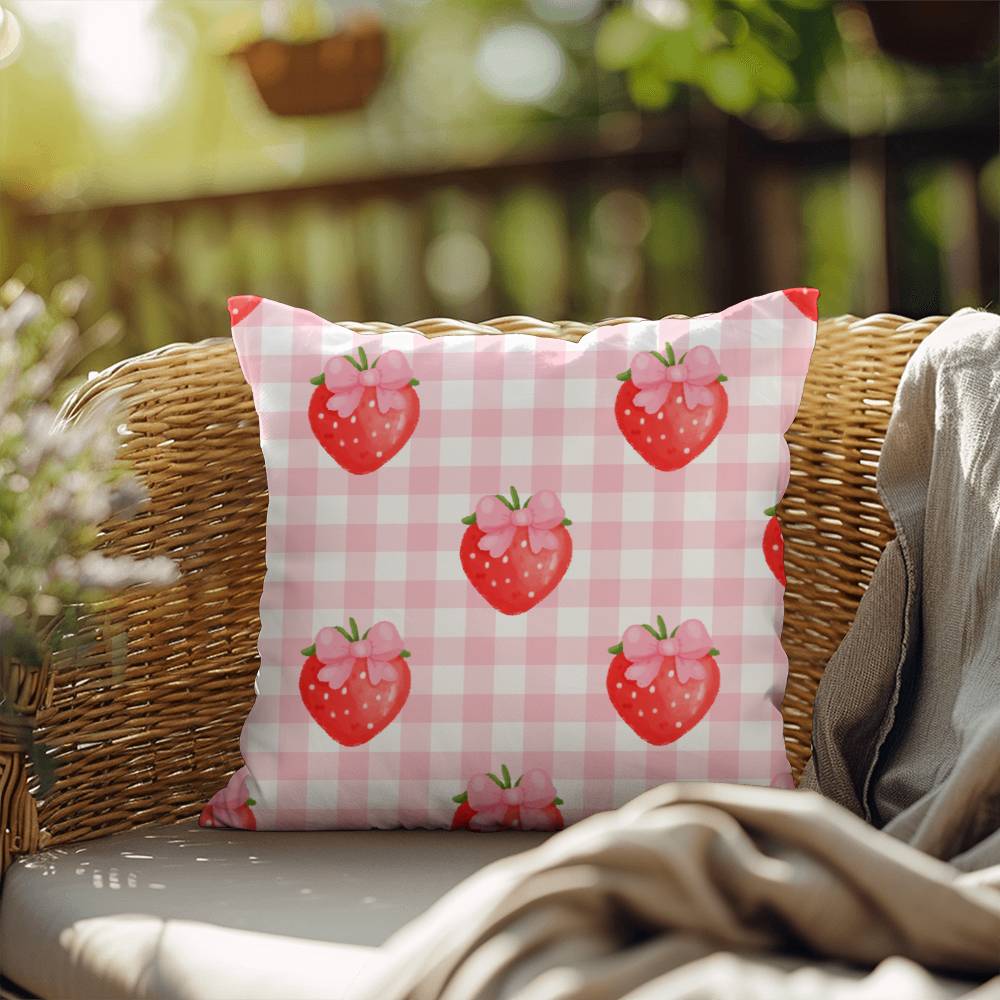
(475, 23), (565, 105)
(425, 231), (492, 306)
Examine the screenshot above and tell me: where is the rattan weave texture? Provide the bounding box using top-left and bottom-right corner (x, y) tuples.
(0, 312), (945, 875)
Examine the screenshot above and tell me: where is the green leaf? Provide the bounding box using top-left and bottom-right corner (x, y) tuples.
(357, 346), (368, 370)
(409, 378), (420, 387)
(708, 648), (720, 657)
(509, 486), (520, 509)
(608, 642), (624, 655)
(343, 354), (364, 372)
(650, 350), (671, 369)
(561, 518), (572, 527)
(495, 494), (515, 510)
(717, 374), (729, 383)
(246, 798), (257, 807)
(670, 625), (679, 638)
(461, 513), (477, 525)
(362, 626), (371, 639)
(348, 617), (359, 640)
(664, 343), (677, 366)
(500, 763), (512, 787)
(678, 351), (687, 364)
(300, 644), (316, 657)
(764, 505), (777, 517)
(400, 649), (411, 658)
(310, 374), (325, 386)
(616, 370), (632, 381)
(642, 624), (660, 639)
(487, 772), (505, 788)
(656, 615), (667, 638)
(452, 792), (468, 804)
(552, 797), (564, 806)
(334, 626), (353, 642)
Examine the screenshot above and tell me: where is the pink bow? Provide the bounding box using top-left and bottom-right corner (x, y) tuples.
(475, 491), (565, 558)
(466, 769), (559, 831)
(324, 350), (414, 418)
(314, 621), (404, 688)
(622, 619), (714, 687)
(631, 345), (721, 414)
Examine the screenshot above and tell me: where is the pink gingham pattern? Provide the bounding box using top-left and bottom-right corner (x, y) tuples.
(211, 290), (817, 830)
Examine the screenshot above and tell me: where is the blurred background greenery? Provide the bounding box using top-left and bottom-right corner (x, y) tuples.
(0, 0), (997, 369)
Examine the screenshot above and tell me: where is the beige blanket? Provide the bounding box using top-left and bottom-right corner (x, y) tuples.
(362, 309), (1000, 999)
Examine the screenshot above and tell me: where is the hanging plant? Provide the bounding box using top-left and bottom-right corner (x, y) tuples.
(231, 6), (387, 117)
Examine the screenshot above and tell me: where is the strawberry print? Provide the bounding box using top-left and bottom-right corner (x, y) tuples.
(227, 295), (263, 326)
(450, 764), (564, 832)
(299, 618), (412, 746)
(459, 486), (573, 615)
(606, 616), (720, 745)
(199, 766), (257, 830)
(782, 287), (819, 321)
(615, 342), (728, 471)
(309, 346), (420, 474)
(763, 505), (786, 586)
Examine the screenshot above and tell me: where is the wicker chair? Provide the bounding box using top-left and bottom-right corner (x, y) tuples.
(0, 312), (946, 879)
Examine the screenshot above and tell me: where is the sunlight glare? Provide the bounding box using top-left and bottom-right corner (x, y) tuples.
(17, 1), (183, 123)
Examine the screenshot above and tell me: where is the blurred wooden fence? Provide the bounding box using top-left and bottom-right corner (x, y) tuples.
(3, 113), (997, 367)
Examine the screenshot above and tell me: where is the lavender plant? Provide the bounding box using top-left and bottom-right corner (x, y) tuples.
(0, 276), (176, 784)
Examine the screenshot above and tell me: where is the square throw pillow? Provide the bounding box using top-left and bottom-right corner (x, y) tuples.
(202, 289), (817, 832)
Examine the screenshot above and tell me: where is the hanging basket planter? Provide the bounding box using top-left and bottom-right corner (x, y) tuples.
(861, 1), (998, 67)
(233, 13), (386, 117)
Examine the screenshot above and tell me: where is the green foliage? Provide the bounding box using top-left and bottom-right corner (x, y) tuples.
(596, 0), (829, 114)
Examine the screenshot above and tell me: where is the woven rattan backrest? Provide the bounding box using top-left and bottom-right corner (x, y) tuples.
(1, 312), (946, 871)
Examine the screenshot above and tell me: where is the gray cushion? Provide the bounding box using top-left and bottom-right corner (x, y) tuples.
(0, 822), (548, 1000)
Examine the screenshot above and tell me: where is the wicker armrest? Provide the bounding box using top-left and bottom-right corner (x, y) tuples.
(0, 312), (947, 877)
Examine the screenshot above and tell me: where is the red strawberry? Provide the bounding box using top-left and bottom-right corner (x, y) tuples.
(763, 505), (786, 586)
(450, 764), (564, 832)
(614, 342), (728, 471)
(782, 287), (819, 321)
(459, 486), (572, 615)
(299, 618), (412, 746)
(227, 295), (263, 326)
(606, 616), (720, 745)
(309, 346), (420, 474)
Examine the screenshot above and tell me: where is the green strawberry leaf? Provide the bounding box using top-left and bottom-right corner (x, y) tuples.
(495, 494), (515, 510)
(348, 617), (359, 640)
(509, 486), (520, 509)
(708, 647), (720, 657)
(670, 625), (679, 638)
(552, 797), (564, 806)
(717, 374), (728, 382)
(357, 346), (369, 370)
(246, 797), (257, 807)
(301, 644), (317, 657)
(678, 351), (687, 364)
(310, 374), (325, 385)
(642, 624), (660, 639)
(764, 505), (777, 517)
(616, 369), (632, 381)
(664, 343), (677, 366)
(487, 772), (505, 788)
(608, 642), (624, 655)
(452, 792), (468, 804)
(334, 626), (353, 642)
(650, 350), (671, 369)
(409, 378), (420, 387)
(561, 518), (572, 526)
(656, 615), (667, 638)
(500, 764), (512, 787)
(400, 649), (411, 658)
(461, 513), (477, 525)
(344, 354), (364, 372)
